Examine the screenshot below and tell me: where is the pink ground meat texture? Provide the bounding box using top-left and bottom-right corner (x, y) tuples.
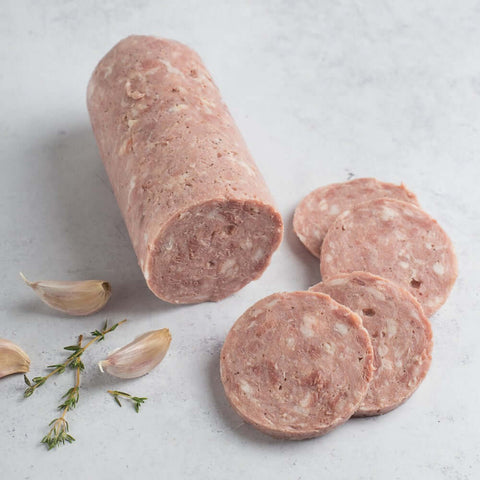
(310, 272), (433, 416)
(293, 178), (419, 258)
(320, 198), (457, 317)
(87, 36), (283, 303)
(220, 291), (374, 439)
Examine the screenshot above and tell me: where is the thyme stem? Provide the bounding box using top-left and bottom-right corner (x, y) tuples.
(24, 319), (127, 398)
(41, 335), (83, 450)
(108, 390), (148, 413)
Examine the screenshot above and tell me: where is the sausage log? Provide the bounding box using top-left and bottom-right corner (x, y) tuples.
(87, 36), (283, 303)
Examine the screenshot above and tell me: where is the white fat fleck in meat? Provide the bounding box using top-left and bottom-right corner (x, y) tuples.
(253, 247), (265, 263)
(328, 204), (340, 215)
(407, 378), (417, 388)
(241, 237), (253, 250)
(199, 103), (213, 114)
(127, 118), (138, 128)
(144, 267), (150, 281)
(365, 286), (385, 301)
(381, 206), (399, 221)
(263, 298), (280, 309)
(205, 209), (221, 220)
(163, 236), (174, 251)
(286, 337), (295, 349)
(292, 405), (309, 416)
(327, 277), (349, 287)
(354, 389), (365, 402)
(331, 398), (345, 414)
(323, 342), (334, 354)
(158, 58), (186, 77)
(168, 103), (188, 112)
(127, 176), (137, 206)
(128, 175), (137, 192)
(399, 261), (410, 269)
(118, 136), (132, 155)
(300, 315), (317, 338)
(425, 296), (442, 308)
(411, 309), (421, 321)
(233, 159), (256, 177)
(382, 359), (393, 370)
(219, 258), (237, 275)
(246, 320), (257, 330)
(312, 228), (321, 240)
(318, 199), (328, 211)
(191, 293), (211, 303)
(323, 253), (333, 264)
(125, 80), (145, 100)
(377, 344), (389, 356)
(240, 380), (253, 395)
(300, 393), (312, 408)
(143, 66), (161, 76)
(200, 97), (216, 109)
(433, 262), (445, 276)
(402, 207), (419, 218)
(386, 318), (398, 337)
(334, 322), (348, 336)
(103, 64), (113, 79)
(178, 211), (191, 220)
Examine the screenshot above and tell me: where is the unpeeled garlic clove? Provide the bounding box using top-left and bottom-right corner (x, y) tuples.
(0, 338), (30, 378)
(20, 273), (111, 316)
(98, 328), (171, 379)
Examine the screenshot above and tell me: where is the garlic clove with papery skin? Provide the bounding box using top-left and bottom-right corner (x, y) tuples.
(0, 339), (30, 378)
(20, 273), (111, 316)
(98, 329), (171, 379)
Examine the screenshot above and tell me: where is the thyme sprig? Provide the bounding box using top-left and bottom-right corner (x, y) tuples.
(22, 319), (127, 450)
(24, 319), (126, 398)
(40, 335), (83, 450)
(108, 390), (148, 413)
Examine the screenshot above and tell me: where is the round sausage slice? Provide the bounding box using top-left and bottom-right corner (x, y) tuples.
(293, 178), (419, 258)
(320, 198), (457, 316)
(310, 272), (433, 416)
(220, 291), (374, 439)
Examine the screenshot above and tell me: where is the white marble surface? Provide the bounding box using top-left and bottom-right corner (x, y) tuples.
(1, 1), (479, 478)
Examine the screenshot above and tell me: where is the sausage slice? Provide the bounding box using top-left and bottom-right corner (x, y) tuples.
(220, 291), (374, 439)
(293, 178), (418, 258)
(311, 272), (433, 416)
(320, 198), (457, 316)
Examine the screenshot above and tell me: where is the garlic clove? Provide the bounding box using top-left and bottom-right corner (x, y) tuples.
(20, 273), (111, 316)
(0, 339), (30, 378)
(98, 328), (171, 379)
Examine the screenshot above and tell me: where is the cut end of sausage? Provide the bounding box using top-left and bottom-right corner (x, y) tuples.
(144, 199), (283, 303)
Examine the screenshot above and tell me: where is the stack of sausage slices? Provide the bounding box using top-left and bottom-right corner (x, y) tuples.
(220, 178), (457, 440)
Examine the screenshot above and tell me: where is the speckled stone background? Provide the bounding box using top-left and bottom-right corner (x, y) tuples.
(1, 1), (479, 479)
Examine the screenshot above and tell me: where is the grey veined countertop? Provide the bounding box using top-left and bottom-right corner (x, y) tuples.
(1, 1), (479, 479)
